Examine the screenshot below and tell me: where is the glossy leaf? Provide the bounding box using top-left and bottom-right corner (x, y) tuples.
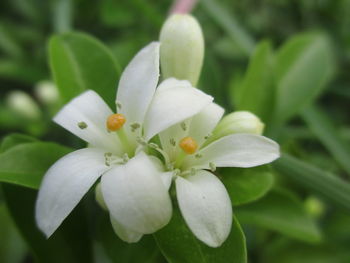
(220, 165), (274, 206)
(154, 205), (247, 263)
(273, 153), (350, 211)
(0, 142), (71, 189)
(49, 32), (120, 107)
(236, 189), (322, 243)
(274, 33), (335, 123)
(234, 41), (274, 122)
(0, 133), (37, 153)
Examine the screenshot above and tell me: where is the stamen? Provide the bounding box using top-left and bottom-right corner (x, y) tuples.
(106, 113), (126, 131)
(195, 153), (202, 159)
(204, 133), (212, 140)
(130, 123), (140, 132)
(179, 136), (198, 155)
(209, 162), (216, 172)
(180, 122), (187, 131)
(169, 138), (176, 146)
(78, 121), (88, 129)
(116, 101), (122, 109)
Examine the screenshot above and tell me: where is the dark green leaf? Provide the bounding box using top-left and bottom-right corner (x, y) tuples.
(221, 165), (274, 206)
(274, 33), (335, 123)
(49, 32), (120, 107)
(302, 105), (350, 175)
(0, 142), (71, 189)
(273, 153), (350, 211)
(154, 205), (247, 263)
(2, 184), (93, 263)
(97, 213), (162, 263)
(234, 40), (274, 122)
(236, 189), (322, 243)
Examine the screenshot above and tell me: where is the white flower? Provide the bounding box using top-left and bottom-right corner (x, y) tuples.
(35, 42), (213, 242)
(153, 95), (280, 247)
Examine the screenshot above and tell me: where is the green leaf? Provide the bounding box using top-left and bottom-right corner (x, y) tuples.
(49, 32), (121, 108)
(301, 105), (350, 175)
(0, 142), (71, 189)
(154, 205), (247, 263)
(2, 184), (93, 263)
(273, 153), (350, 211)
(274, 33), (335, 123)
(0, 133), (37, 153)
(236, 189), (322, 243)
(220, 165), (274, 206)
(0, 203), (27, 263)
(97, 213), (162, 263)
(201, 0), (255, 56)
(234, 40), (274, 122)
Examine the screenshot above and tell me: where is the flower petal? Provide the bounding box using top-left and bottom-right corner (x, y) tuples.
(35, 148), (108, 237)
(175, 170), (232, 247)
(183, 134), (280, 170)
(54, 90), (122, 154)
(101, 152), (172, 234)
(110, 216), (143, 243)
(144, 79), (213, 140)
(116, 42), (160, 127)
(188, 102), (224, 147)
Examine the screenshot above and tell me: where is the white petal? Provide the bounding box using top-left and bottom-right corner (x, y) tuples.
(35, 148), (108, 237)
(183, 134), (280, 170)
(110, 216), (143, 243)
(161, 171), (174, 190)
(175, 170), (232, 247)
(54, 90), (122, 154)
(101, 152), (172, 234)
(188, 102), (224, 147)
(144, 79), (213, 140)
(116, 42), (160, 126)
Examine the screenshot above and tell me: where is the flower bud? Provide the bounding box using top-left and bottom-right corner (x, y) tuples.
(6, 90), (41, 120)
(210, 111), (264, 142)
(159, 14), (204, 86)
(34, 80), (59, 105)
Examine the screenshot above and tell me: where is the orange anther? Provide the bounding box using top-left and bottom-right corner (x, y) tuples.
(179, 136), (198, 155)
(106, 114), (126, 131)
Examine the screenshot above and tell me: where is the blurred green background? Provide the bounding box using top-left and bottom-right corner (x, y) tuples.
(1, 0), (350, 262)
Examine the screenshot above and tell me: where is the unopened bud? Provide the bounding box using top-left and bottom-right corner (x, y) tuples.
(160, 14), (204, 86)
(6, 90), (41, 120)
(210, 111), (264, 142)
(35, 80), (59, 105)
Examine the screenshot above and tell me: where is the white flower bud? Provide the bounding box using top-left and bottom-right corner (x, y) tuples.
(211, 111), (265, 142)
(35, 80), (59, 105)
(6, 90), (41, 120)
(159, 14), (204, 86)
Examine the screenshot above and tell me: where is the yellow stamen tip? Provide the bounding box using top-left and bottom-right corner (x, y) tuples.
(107, 113), (126, 131)
(179, 136), (198, 155)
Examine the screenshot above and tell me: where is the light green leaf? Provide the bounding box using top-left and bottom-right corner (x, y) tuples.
(234, 40), (274, 122)
(236, 189), (322, 243)
(274, 33), (335, 123)
(49, 32), (120, 108)
(154, 205), (247, 263)
(221, 165), (274, 206)
(273, 153), (350, 211)
(302, 105), (350, 175)
(0, 133), (37, 153)
(0, 142), (71, 189)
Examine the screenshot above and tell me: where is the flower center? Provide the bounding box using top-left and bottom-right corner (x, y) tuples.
(106, 113), (126, 131)
(179, 136), (198, 155)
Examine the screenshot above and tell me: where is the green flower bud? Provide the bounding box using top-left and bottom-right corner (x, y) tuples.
(209, 111), (264, 143)
(159, 14), (204, 86)
(35, 80), (59, 105)
(6, 90), (41, 120)
(304, 196), (325, 218)
(95, 183), (108, 211)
